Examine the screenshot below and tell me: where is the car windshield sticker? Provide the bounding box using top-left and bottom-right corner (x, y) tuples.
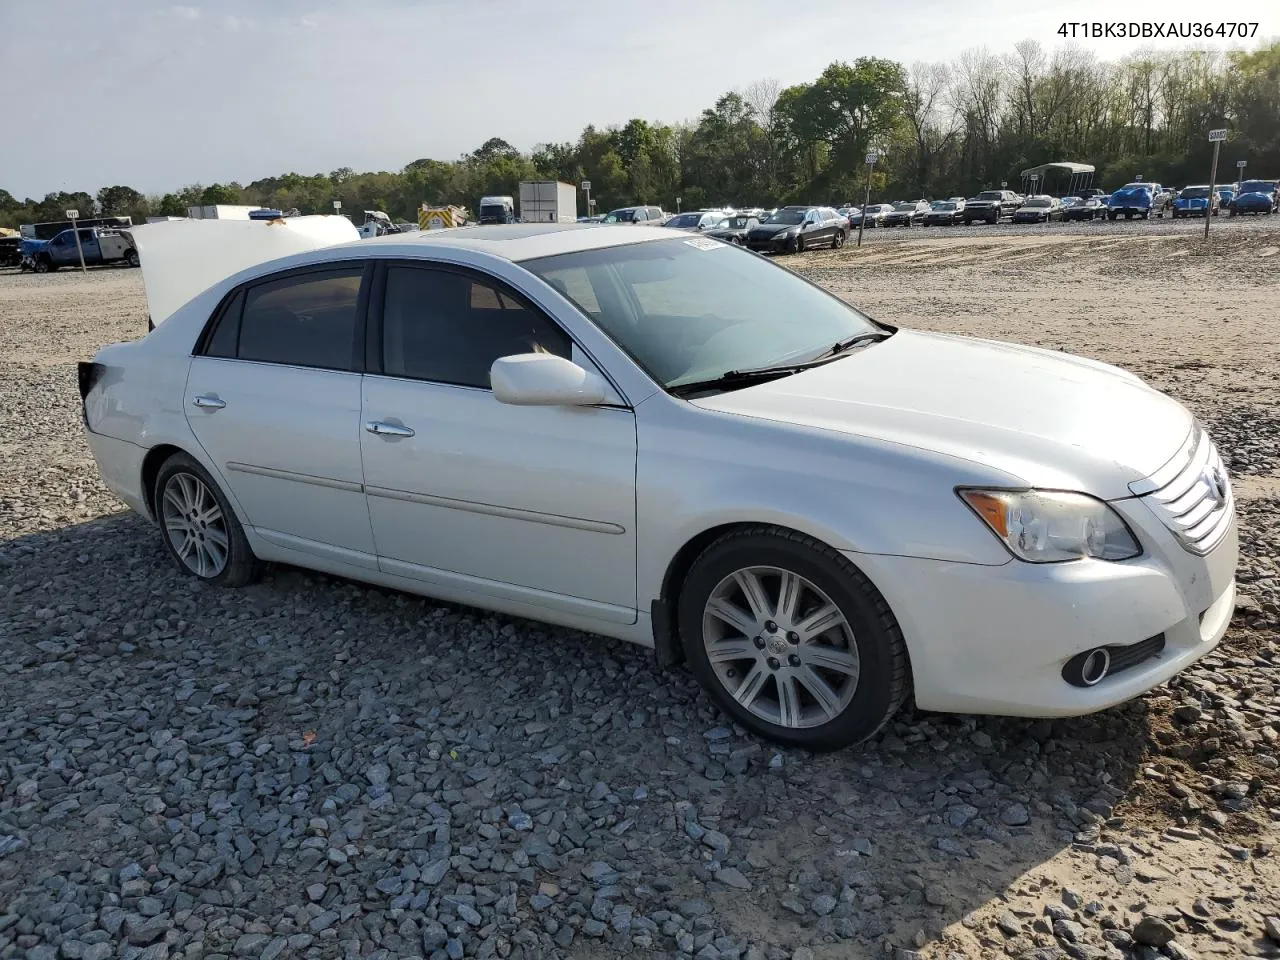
(683, 237), (723, 251)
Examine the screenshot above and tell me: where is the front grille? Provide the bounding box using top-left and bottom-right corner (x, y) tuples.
(1133, 427), (1233, 555)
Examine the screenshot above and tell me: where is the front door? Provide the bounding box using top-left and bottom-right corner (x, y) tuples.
(185, 263), (377, 568)
(359, 262), (638, 622)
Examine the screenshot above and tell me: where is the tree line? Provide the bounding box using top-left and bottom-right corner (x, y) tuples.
(3, 40), (1277, 229)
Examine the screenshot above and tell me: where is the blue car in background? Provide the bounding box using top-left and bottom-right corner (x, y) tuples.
(1171, 185), (1219, 219)
(1106, 182), (1171, 220)
(1216, 186), (1236, 209)
(1228, 179), (1277, 216)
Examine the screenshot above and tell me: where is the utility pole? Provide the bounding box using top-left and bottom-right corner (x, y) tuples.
(1206, 128), (1226, 239)
(857, 150), (880, 248)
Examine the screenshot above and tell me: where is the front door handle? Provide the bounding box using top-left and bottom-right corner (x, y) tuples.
(365, 420), (415, 438)
(191, 395), (226, 410)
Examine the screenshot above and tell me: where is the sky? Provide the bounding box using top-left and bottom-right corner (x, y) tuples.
(1, 0), (1274, 199)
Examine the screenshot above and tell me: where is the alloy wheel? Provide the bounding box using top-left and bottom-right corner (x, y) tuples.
(160, 472), (230, 577)
(701, 566), (860, 729)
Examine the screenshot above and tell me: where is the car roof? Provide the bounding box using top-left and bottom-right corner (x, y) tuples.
(345, 223), (675, 262)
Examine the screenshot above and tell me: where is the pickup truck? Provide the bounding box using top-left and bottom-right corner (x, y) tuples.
(962, 190), (1023, 224)
(24, 227), (140, 273)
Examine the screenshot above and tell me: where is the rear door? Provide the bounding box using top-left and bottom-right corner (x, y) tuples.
(184, 262), (378, 568)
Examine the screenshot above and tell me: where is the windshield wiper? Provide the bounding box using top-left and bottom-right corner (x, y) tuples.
(669, 336), (889, 398)
(805, 329), (894, 362)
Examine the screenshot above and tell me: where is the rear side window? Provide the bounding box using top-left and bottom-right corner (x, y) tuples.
(204, 290), (243, 358)
(380, 265), (571, 389)
(235, 268), (363, 370)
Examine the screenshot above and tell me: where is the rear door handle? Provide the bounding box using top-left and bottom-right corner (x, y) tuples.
(365, 420), (415, 438)
(191, 395), (226, 409)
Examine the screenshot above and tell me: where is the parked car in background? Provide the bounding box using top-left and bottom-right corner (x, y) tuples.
(1229, 180), (1277, 216)
(24, 227), (140, 273)
(1012, 196), (1064, 223)
(80, 222), (1240, 750)
(1076, 188), (1107, 201)
(602, 206), (666, 225)
(883, 200), (931, 228)
(745, 206), (846, 253)
(1107, 183), (1169, 220)
(963, 190), (1022, 224)
(0, 234), (21, 267)
(1171, 186), (1219, 219)
(922, 200), (965, 226)
(1215, 187), (1236, 210)
(849, 204), (893, 229)
(705, 215), (760, 245)
(1063, 196), (1106, 222)
(664, 211), (730, 232)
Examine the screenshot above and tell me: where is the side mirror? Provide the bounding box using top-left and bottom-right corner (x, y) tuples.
(490, 353), (610, 407)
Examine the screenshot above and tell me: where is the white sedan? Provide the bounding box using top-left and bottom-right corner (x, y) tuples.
(80, 222), (1238, 750)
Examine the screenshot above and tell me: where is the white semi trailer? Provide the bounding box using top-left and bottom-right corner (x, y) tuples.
(518, 181), (577, 223)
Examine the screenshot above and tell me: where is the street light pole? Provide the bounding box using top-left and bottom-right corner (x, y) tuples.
(857, 150), (879, 248)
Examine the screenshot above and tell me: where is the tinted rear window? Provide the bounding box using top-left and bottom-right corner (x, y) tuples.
(237, 268), (363, 370)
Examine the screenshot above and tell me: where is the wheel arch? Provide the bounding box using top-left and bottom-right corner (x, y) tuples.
(650, 520), (909, 677)
(141, 443), (188, 520)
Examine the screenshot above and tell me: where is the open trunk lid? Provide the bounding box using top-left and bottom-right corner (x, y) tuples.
(123, 215), (360, 327)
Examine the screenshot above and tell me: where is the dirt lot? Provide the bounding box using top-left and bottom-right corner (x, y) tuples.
(2, 226), (1279, 960)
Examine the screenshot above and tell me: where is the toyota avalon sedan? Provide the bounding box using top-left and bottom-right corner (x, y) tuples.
(79, 222), (1238, 750)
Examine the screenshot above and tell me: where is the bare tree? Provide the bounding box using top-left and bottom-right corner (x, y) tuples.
(743, 77), (782, 128)
(905, 62), (960, 195)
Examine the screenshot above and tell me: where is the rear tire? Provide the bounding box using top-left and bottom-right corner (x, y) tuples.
(153, 453), (261, 587)
(126, 249), (140, 267)
(677, 527), (910, 751)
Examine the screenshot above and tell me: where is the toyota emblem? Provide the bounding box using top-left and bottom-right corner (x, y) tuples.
(1204, 466), (1228, 505)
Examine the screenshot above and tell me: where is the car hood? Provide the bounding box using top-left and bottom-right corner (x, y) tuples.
(692, 329), (1191, 498)
(1110, 189), (1152, 204)
(748, 223), (795, 235)
(124, 214), (360, 326)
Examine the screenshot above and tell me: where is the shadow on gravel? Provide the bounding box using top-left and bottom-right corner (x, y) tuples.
(1, 512), (1155, 959)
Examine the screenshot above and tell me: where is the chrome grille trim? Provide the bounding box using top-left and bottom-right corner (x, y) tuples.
(1137, 426), (1234, 556)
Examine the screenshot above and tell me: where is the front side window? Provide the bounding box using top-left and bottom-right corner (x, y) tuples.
(236, 268), (363, 370)
(380, 266), (571, 389)
(524, 237), (879, 390)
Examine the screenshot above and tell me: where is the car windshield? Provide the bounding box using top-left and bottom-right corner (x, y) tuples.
(1061, 197), (1081, 206)
(524, 237), (879, 390)
(725, 217), (751, 228)
(1179, 187), (1210, 199)
(976, 192), (1002, 201)
(763, 209), (806, 225)
(665, 213), (701, 228)
(932, 202), (956, 210)
(1024, 198), (1051, 208)
(1239, 181), (1275, 194)
(603, 209), (636, 223)
(892, 202), (917, 211)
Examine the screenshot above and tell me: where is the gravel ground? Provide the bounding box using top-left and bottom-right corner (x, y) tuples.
(2, 227), (1279, 960)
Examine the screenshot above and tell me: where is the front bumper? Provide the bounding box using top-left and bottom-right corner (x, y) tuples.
(848, 495), (1238, 717)
(745, 234), (792, 252)
(1109, 206), (1151, 216)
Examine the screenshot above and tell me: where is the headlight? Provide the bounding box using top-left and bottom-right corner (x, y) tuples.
(958, 489), (1141, 563)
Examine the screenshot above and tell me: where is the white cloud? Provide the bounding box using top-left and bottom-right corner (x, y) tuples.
(170, 5), (200, 19)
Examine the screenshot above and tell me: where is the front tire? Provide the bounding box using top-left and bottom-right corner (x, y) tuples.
(126, 249), (140, 267)
(677, 527), (910, 751)
(154, 453), (261, 586)
(831, 230), (844, 249)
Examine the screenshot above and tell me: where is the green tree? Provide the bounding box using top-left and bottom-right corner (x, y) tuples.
(199, 183), (241, 205)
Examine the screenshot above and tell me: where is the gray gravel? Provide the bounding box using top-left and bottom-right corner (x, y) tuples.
(3, 233), (1280, 960)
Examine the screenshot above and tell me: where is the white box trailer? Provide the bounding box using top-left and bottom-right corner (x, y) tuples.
(186, 205), (263, 220)
(519, 181), (577, 223)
